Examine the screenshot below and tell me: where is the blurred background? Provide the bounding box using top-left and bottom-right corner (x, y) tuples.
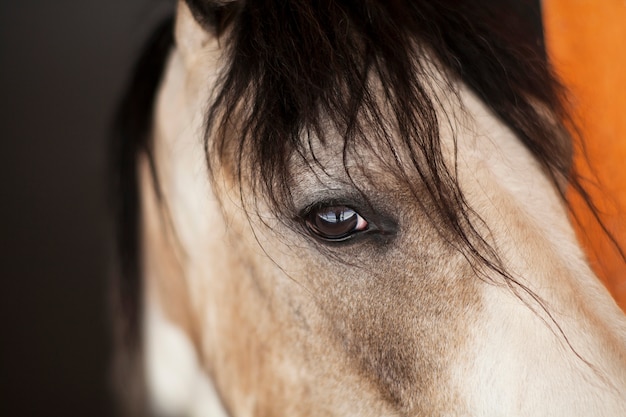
(0, 1), (173, 415)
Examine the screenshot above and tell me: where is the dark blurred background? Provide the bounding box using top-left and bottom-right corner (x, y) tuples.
(0, 1), (173, 415)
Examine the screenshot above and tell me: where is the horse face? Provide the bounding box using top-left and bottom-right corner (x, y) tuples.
(139, 2), (626, 416)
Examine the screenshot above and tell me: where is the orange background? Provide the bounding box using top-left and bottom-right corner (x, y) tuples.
(543, 0), (626, 311)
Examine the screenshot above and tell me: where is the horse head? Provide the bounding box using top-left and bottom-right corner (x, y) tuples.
(114, 1), (626, 415)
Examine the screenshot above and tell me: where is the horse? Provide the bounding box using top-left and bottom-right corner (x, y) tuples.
(112, 1), (626, 415)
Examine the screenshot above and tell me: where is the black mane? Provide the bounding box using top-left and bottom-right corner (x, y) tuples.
(197, 0), (574, 287)
(199, 0), (568, 206)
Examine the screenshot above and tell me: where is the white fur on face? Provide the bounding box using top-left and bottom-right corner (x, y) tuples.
(144, 300), (229, 417)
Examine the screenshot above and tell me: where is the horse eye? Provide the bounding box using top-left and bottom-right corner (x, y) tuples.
(305, 205), (369, 241)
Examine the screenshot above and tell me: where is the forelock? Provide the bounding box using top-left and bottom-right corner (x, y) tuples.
(194, 0), (572, 270)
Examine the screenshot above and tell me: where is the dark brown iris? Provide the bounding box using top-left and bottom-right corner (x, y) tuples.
(305, 206), (367, 241)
